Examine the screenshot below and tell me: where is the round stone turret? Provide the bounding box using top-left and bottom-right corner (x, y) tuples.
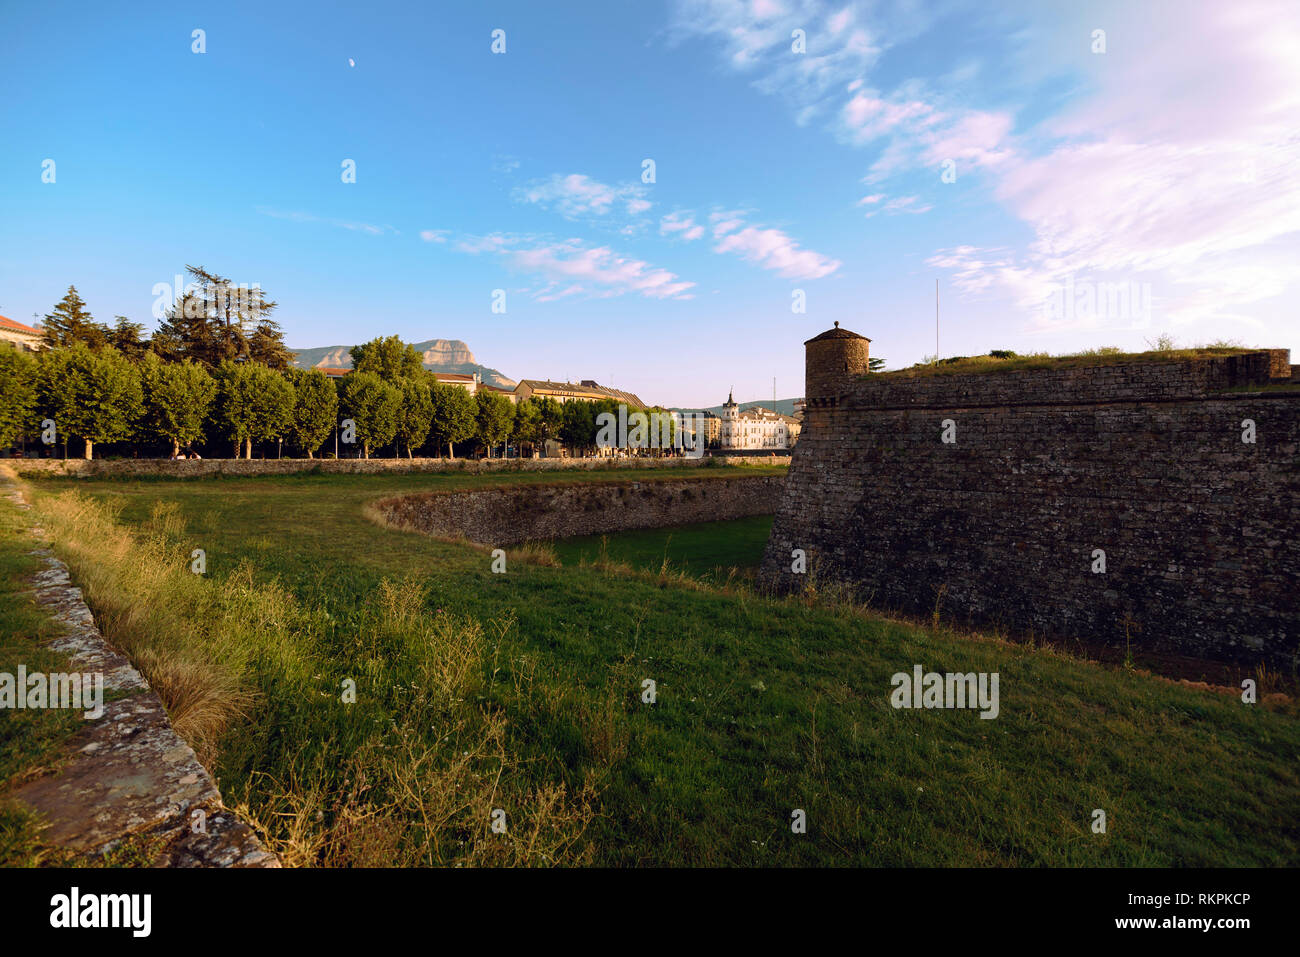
(805, 322), (871, 402)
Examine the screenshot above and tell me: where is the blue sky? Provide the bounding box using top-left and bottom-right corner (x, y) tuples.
(2, 0), (1297, 407)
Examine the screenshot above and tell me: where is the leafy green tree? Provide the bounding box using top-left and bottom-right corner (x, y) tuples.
(394, 376), (435, 458)
(247, 321), (293, 370)
(0, 348), (37, 448)
(284, 367), (339, 457)
(214, 360), (294, 458)
(141, 353), (217, 457)
(426, 382), (477, 459)
(153, 267), (242, 368)
(109, 316), (149, 362)
(868, 357), (886, 372)
(475, 389), (514, 458)
(643, 406), (678, 454)
(512, 399), (541, 457)
(36, 344), (143, 458)
(534, 396), (563, 456)
(42, 285), (109, 350)
(339, 371), (401, 458)
(350, 336), (425, 382)
(560, 399), (597, 456)
(152, 265), (288, 369)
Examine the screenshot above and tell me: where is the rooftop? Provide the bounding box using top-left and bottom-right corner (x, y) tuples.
(806, 322), (870, 344)
(0, 315), (42, 336)
(520, 379), (646, 408)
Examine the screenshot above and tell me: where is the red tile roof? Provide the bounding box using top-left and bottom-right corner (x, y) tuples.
(0, 315), (42, 336)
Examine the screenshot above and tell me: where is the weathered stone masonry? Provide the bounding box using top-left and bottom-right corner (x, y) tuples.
(760, 328), (1299, 668)
(375, 475), (783, 547)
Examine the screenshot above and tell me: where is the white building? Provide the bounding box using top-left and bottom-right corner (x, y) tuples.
(719, 391), (800, 450)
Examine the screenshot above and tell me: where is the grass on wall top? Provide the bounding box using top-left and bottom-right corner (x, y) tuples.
(874, 343), (1260, 379)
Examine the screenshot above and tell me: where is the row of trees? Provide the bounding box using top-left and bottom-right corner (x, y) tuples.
(1, 278), (676, 459)
(0, 342), (605, 460)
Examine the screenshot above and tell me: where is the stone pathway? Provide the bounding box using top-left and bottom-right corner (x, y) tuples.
(2, 474), (278, 867)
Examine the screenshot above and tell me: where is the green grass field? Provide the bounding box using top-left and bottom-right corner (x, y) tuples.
(549, 514), (773, 583)
(7, 466), (1299, 867)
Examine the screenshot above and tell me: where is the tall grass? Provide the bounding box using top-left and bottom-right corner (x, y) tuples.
(884, 344), (1256, 378)
(30, 489), (601, 866)
(34, 493), (262, 759)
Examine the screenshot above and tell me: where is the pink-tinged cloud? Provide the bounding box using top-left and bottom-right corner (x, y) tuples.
(517, 173), (652, 219)
(660, 211), (706, 240)
(931, 0), (1300, 332)
(510, 239), (696, 300)
(841, 92), (938, 142)
(713, 222), (842, 279)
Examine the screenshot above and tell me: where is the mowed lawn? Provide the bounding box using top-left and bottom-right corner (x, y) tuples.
(15, 466), (1300, 867)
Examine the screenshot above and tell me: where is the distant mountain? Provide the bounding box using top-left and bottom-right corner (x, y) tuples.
(675, 398), (802, 417)
(289, 339), (515, 389)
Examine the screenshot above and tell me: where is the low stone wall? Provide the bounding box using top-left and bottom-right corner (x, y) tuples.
(9, 455), (789, 480)
(1, 476), (277, 866)
(374, 475), (784, 546)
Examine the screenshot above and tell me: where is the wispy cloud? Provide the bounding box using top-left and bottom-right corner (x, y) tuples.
(446, 231), (695, 300)
(927, 1), (1300, 331)
(710, 211), (841, 279)
(661, 207), (841, 279)
(256, 207), (397, 236)
(516, 173), (652, 220)
(673, 0), (1300, 332)
(659, 211), (706, 240)
(668, 0), (891, 124)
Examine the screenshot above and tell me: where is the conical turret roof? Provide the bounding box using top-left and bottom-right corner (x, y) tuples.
(805, 321), (870, 344)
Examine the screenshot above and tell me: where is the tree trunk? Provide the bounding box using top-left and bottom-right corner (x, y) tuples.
(363, 443), (370, 459)
(83, 439), (93, 460)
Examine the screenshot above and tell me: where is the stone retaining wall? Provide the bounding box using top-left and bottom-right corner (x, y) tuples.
(9, 455), (789, 480)
(374, 475), (784, 546)
(1, 475), (278, 866)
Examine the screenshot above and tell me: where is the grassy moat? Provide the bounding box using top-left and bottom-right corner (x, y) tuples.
(2, 465), (1296, 867)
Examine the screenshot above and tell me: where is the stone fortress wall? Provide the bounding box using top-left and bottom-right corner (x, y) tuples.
(374, 475), (784, 547)
(759, 326), (1300, 667)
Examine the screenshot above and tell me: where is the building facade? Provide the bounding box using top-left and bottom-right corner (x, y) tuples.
(514, 379), (645, 408)
(719, 391), (800, 449)
(0, 315), (44, 352)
